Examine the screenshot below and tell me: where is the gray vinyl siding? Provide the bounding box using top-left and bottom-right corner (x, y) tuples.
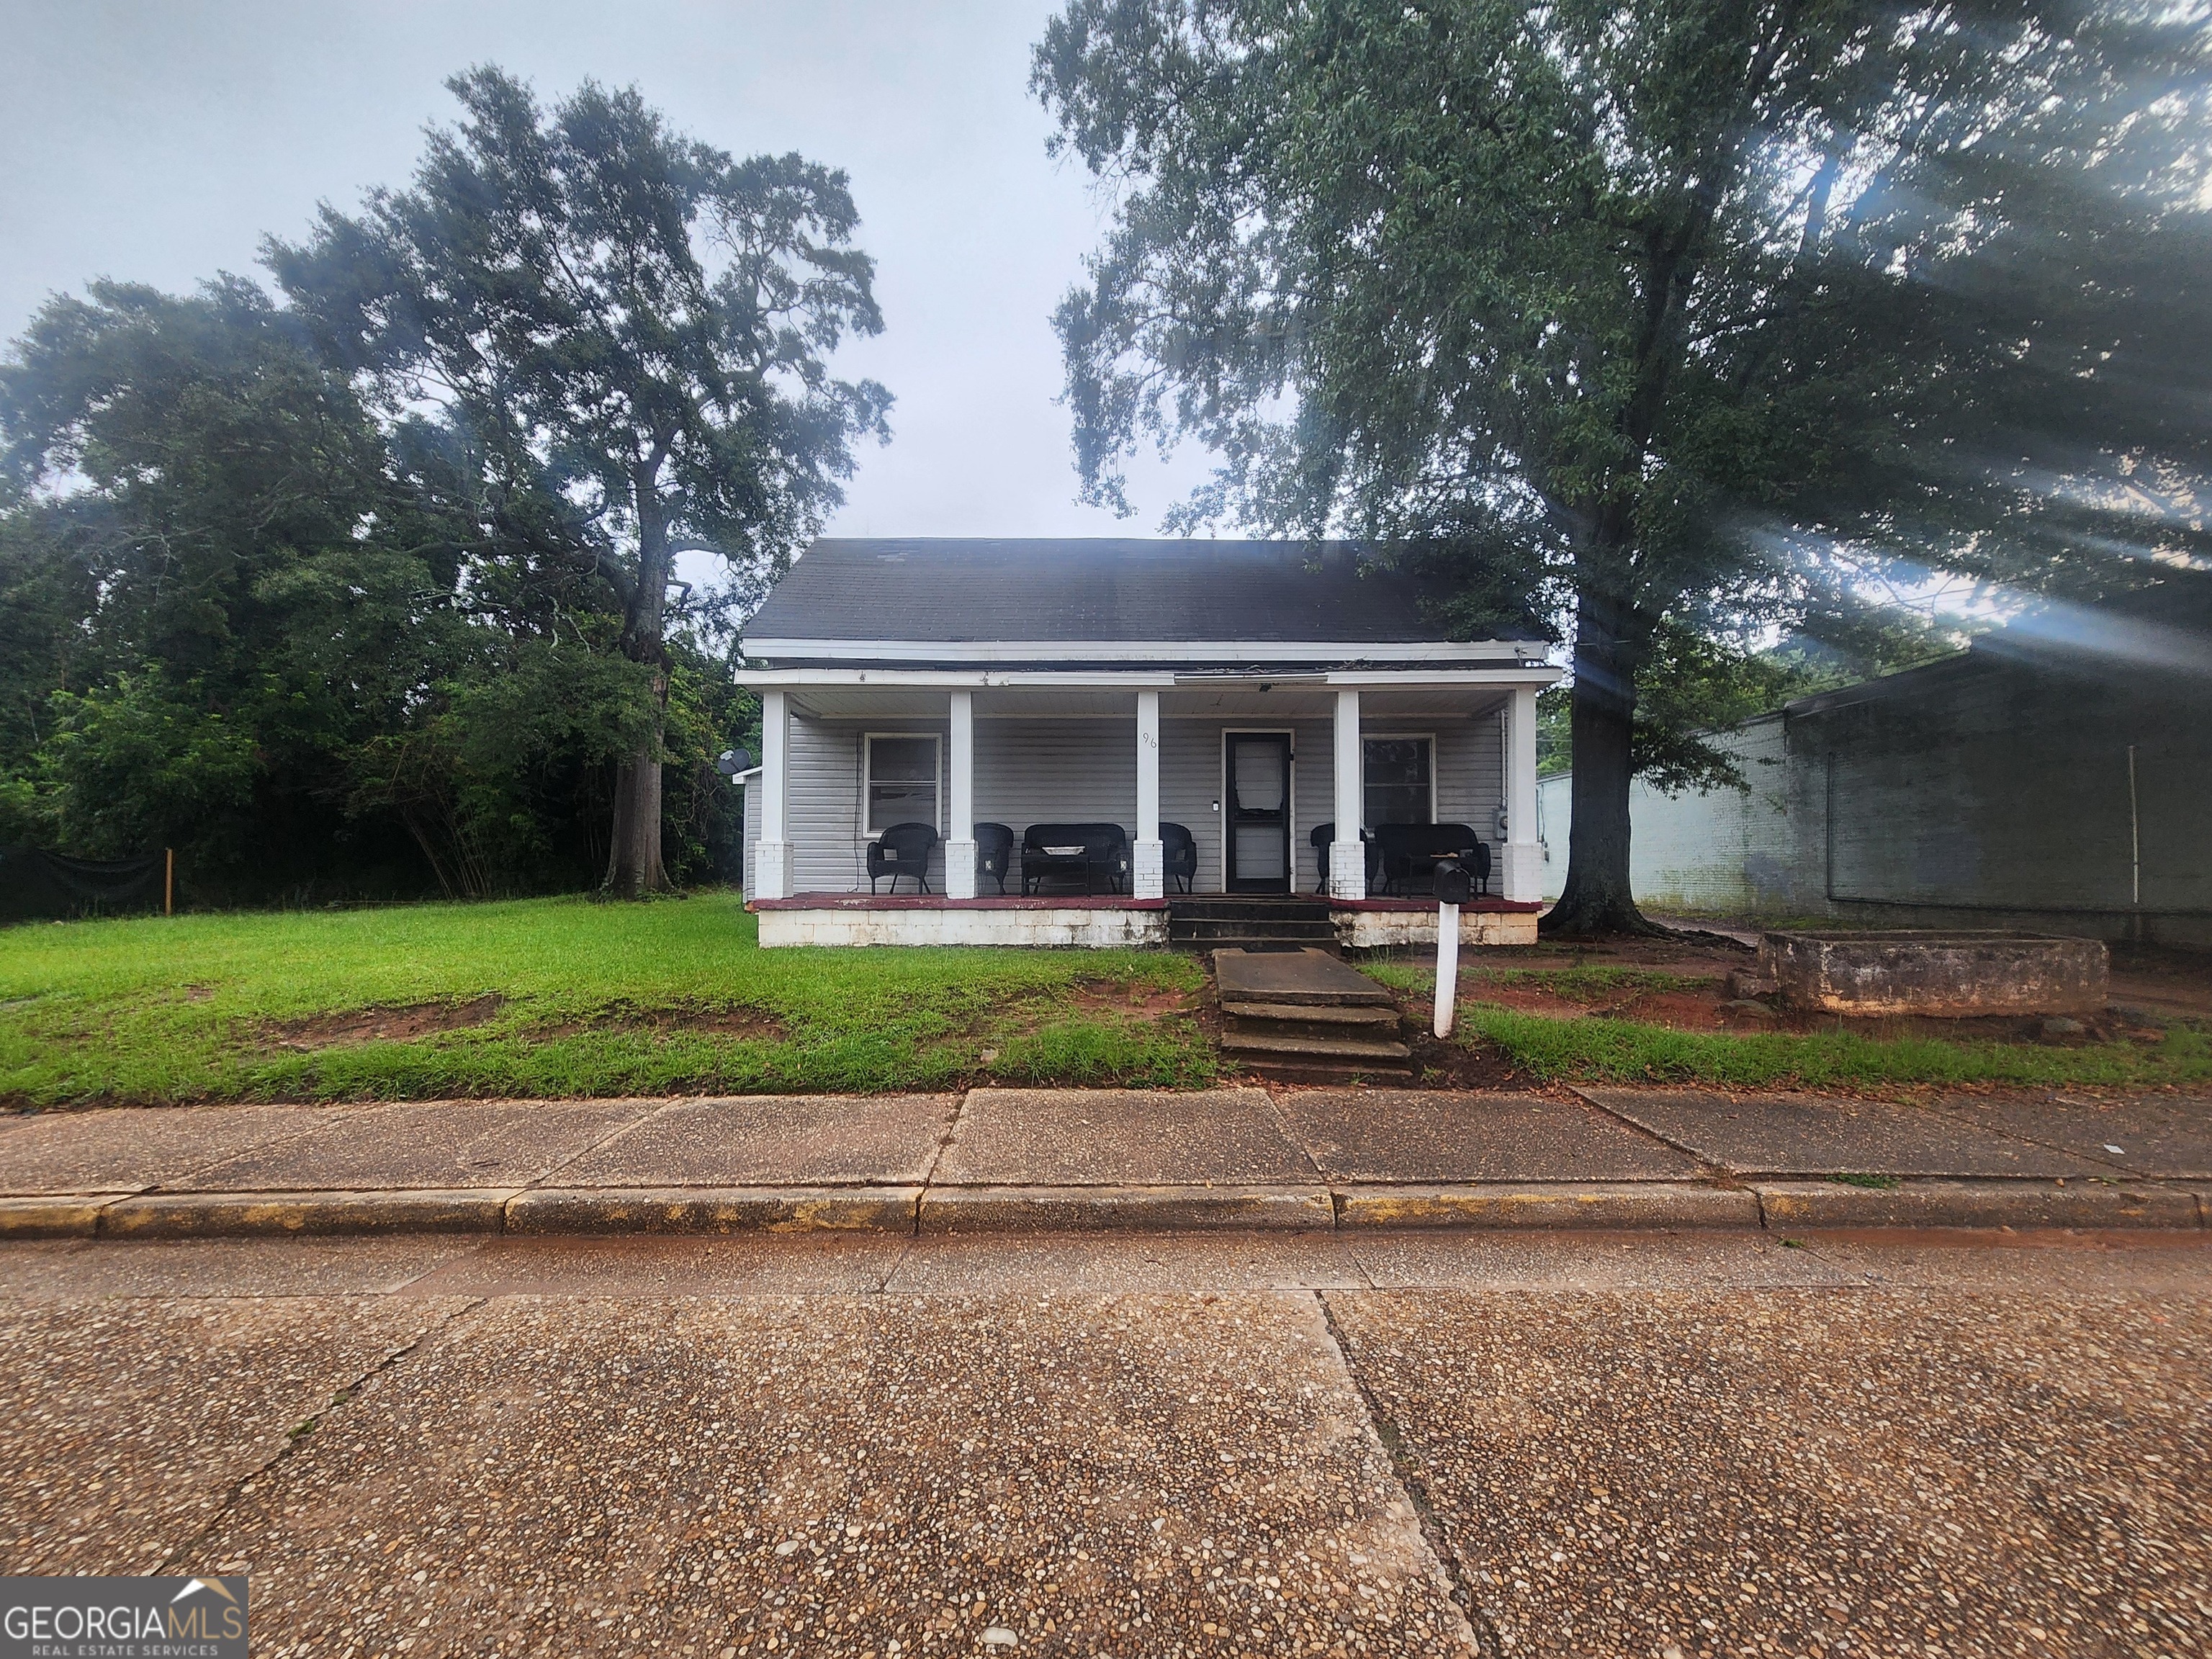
(975, 719), (1140, 845)
(741, 775), (761, 895)
(765, 708), (1509, 896)
(787, 716), (953, 894)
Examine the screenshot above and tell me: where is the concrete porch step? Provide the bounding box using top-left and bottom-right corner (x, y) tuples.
(1218, 1028), (1414, 1063)
(1213, 948), (1395, 1006)
(1169, 897), (1333, 921)
(1220, 999), (1401, 1028)
(1171, 918), (1339, 943)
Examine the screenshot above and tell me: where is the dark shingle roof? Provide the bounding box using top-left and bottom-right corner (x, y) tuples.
(742, 539), (1522, 655)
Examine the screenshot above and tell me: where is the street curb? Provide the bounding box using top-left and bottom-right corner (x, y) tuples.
(99, 1188), (519, 1238)
(918, 1184), (1336, 1233)
(1334, 1182), (1761, 1230)
(1754, 1179), (2200, 1231)
(508, 1185), (922, 1235)
(4, 1178), (2205, 1241)
(0, 1195), (125, 1239)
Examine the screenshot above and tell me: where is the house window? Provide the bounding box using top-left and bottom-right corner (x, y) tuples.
(1364, 737), (1433, 827)
(865, 734), (940, 835)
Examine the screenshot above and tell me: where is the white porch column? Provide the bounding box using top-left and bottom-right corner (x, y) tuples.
(1132, 688), (1164, 899)
(1330, 689), (1366, 899)
(945, 689), (977, 899)
(1502, 685), (1542, 902)
(754, 688), (792, 900)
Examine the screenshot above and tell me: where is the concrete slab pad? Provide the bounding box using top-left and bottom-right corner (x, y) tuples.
(884, 1231), (1370, 1293)
(397, 1233), (906, 1298)
(1925, 1090), (2212, 1178)
(1755, 1177), (2198, 1231)
(1336, 1182), (1759, 1231)
(1275, 1089), (1701, 1182)
(1349, 1229), (1859, 1290)
(0, 1102), (357, 1195)
(1576, 1084), (2111, 1177)
(935, 1086), (1320, 1185)
(505, 1184), (920, 1235)
(552, 1093), (956, 1187)
(0, 1236), (480, 1299)
(919, 1183), (1334, 1232)
(1215, 946), (1395, 1004)
(102, 1187), (518, 1238)
(193, 1294), (1478, 1655)
(171, 1098), (648, 1191)
(0, 1294), (468, 1575)
(1326, 1285), (2212, 1657)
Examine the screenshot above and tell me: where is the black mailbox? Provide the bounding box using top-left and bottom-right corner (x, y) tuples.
(1433, 859), (1472, 906)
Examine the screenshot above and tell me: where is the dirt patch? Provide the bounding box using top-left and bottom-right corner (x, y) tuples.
(1463, 971), (2164, 1044)
(266, 994), (507, 1050)
(1066, 981), (1200, 1020)
(539, 1002), (789, 1041)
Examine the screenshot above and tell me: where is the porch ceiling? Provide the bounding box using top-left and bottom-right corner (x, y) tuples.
(783, 683), (1512, 721)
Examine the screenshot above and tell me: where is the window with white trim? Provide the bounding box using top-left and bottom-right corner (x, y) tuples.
(864, 734), (940, 835)
(1363, 736), (1434, 826)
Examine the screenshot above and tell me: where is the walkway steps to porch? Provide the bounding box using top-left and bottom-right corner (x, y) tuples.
(1167, 894), (1338, 952)
(1213, 947), (1414, 1082)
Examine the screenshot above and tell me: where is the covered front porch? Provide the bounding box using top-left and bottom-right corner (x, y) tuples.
(737, 667), (1552, 947)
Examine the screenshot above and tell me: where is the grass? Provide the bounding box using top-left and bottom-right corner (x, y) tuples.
(8, 898), (2203, 1109)
(1363, 957), (2212, 1091)
(1458, 965), (1714, 1002)
(0, 893), (1214, 1107)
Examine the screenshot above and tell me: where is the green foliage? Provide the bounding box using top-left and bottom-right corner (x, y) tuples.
(266, 68), (892, 894)
(0, 70), (818, 902)
(37, 674), (259, 859)
(1034, 0), (2212, 925)
(0, 894), (1212, 1105)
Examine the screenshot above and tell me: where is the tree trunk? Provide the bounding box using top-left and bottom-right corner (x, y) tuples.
(1542, 587), (1659, 938)
(603, 472), (675, 899)
(603, 691), (668, 898)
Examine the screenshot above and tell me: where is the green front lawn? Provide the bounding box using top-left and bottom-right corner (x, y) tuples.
(0, 894), (1213, 1107)
(1362, 958), (2212, 1090)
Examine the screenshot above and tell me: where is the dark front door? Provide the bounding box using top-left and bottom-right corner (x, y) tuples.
(1226, 733), (1293, 893)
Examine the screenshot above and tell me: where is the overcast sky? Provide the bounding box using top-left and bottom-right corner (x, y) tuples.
(0, 0), (1214, 560)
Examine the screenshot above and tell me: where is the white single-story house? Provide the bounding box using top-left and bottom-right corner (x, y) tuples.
(734, 539), (1558, 948)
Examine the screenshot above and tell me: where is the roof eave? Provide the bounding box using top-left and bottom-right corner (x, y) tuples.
(739, 636), (1547, 669)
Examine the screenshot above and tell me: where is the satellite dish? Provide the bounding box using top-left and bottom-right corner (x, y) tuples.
(716, 747), (754, 778)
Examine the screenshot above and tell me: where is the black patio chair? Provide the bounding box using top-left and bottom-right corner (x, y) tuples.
(866, 821), (940, 894)
(1309, 822), (1382, 894)
(1374, 822), (1489, 896)
(1020, 822), (1131, 896)
(1160, 822), (1198, 894)
(974, 822), (1015, 895)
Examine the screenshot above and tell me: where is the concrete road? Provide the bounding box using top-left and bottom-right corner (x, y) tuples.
(2, 1230), (2206, 1658)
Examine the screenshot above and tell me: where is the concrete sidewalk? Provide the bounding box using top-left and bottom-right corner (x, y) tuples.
(1, 1084), (2206, 1239)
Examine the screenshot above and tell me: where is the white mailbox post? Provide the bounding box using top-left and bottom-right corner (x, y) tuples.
(1431, 859), (1471, 1039)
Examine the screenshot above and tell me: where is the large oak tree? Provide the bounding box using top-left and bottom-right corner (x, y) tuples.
(269, 67), (891, 896)
(1035, 0), (2212, 932)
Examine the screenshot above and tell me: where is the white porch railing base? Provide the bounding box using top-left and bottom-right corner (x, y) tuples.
(943, 839), (979, 900)
(751, 840), (793, 902)
(1131, 838), (1165, 900)
(1328, 840), (1368, 902)
(1500, 841), (1543, 905)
